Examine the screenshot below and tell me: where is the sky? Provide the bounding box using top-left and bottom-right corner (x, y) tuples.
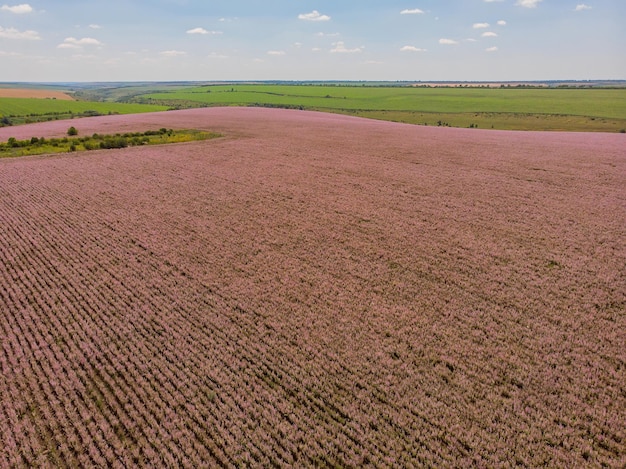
(0, 0), (624, 82)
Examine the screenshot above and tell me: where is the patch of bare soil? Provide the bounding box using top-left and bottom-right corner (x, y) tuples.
(0, 88), (74, 100)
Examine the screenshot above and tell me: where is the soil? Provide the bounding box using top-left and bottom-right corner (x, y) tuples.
(0, 88), (74, 100)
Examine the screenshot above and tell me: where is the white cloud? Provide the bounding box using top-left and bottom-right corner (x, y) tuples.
(497, 20), (507, 26)
(473, 22), (490, 29)
(207, 52), (228, 59)
(298, 10), (330, 21)
(575, 4), (592, 11)
(400, 8), (424, 15)
(58, 37), (103, 49)
(78, 37), (102, 45)
(400, 45), (426, 52)
(0, 26), (39, 39)
(187, 27), (222, 35)
(316, 32), (340, 37)
(486, 46), (498, 52)
(330, 41), (362, 53)
(160, 50), (186, 57)
(57, 43), (80, 49)
(187, 27), (208, 35)
(267, 50), (286, 56)
(71, 54), (96, 60)
(516, 0), (542, 8)
(0, 3), (32, 14)
(484, 0), (504, 2)
(89, 24), (102, 29)
(439, 38), (459, 45)
(482, 31), (498, 37)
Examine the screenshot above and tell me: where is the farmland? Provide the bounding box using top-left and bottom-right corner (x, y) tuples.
(0, 89), (74, 100)
(0, 98), (168, 126)
(139, 84), (626, 132)
(1, 108), (624, 466)
(3, 82), (626, 131)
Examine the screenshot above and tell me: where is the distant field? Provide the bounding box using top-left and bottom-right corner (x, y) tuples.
(0, 98), (169, 125)
(2, 83), (625, 131)
(0, 88), (74, 100)
(141, 85), (626, 132)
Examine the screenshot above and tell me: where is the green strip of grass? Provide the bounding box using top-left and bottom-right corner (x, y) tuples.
(0, 98), (169, 126)
(339, 110), (626, 132)
(0, 128), (221, 158)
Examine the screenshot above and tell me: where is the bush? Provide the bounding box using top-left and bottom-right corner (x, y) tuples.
(100, 137), (128, 149)
(67, 126), (78, 136)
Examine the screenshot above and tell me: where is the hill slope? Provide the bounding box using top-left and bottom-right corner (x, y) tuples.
(1, 108), (624, 467)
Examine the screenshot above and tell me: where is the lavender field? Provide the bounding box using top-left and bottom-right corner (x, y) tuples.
(1, 108), (624, 467)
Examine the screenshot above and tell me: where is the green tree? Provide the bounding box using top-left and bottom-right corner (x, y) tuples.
(67, 126), (78, 136)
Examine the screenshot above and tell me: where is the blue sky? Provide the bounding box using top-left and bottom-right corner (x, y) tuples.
(0, 0), (624, 82)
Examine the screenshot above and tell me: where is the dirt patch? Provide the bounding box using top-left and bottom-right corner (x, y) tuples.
(0, 88), (74, 100)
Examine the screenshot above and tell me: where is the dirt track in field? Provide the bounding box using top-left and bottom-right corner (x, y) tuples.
(0, 88), (74, 100)
(1, 108), (625, 467)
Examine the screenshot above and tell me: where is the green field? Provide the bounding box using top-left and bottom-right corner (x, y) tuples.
(140, 85), (626, 132)
(0, 98), (168, 126)
(2, 83), (625, 131)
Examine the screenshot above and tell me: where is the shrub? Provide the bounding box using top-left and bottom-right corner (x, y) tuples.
(100, 137), (128, 149)
(67, 126), (78, 136)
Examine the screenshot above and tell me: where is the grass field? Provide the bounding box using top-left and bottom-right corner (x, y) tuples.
(0, 98), (169, 126)
(141, 85), (626, 132)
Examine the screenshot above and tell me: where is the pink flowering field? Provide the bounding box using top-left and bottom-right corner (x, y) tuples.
(0, 108), (624, 467)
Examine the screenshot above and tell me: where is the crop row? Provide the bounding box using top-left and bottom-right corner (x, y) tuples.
(1, 166), (447, 466)
(1, 109), (624, 467)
